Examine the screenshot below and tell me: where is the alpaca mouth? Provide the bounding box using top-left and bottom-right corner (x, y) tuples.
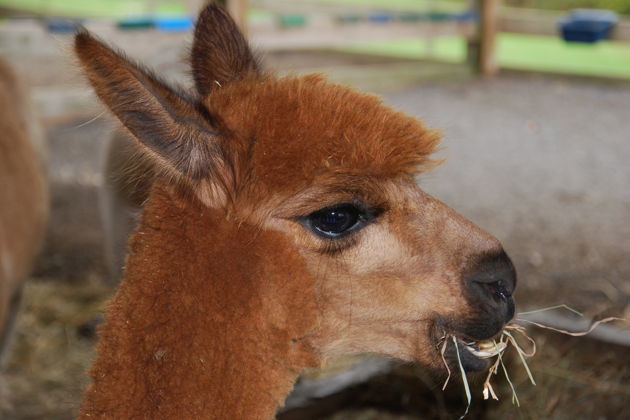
(437, 330), (506, 372)
(459, 338), (506, 359)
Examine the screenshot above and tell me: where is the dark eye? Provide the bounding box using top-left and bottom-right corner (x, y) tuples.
(305, 204), (363, 239)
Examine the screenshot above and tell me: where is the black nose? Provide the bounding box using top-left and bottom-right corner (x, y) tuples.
(466, 250), (517, 318)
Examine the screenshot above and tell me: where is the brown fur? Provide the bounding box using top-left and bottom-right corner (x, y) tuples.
(191, 4), (260, 96)
(75, 4), (515, 419)
(0, 57), (48, 360)
(83, 186), (319, 418)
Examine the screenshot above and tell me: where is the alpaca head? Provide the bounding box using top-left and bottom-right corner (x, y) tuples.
(75, 5), (516, 375)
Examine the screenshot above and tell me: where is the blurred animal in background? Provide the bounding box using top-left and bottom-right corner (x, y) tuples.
(74, 4), (517, 419)
(0, 57), (48, 369)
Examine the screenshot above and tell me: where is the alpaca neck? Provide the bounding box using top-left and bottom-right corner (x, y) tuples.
(79, 186), (320, 419)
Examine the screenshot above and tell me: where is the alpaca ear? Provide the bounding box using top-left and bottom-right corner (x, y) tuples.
(75, 30), (233, 206)
(191, 4), (260, 96)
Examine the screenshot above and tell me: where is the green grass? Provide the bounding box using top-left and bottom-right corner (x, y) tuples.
(343, 37), (467, 63)
(343, 33), (630, 79)
(0, 0), (185, 18)
(498, 33), (630, 79)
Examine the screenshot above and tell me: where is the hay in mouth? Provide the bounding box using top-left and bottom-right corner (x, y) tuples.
(438, 306), (625, 418)
(437, 323), (537, 419)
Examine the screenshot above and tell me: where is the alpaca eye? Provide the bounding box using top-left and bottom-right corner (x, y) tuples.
(305, 204), (363, 239)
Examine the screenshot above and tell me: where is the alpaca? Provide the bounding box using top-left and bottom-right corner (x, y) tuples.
(0, 56), (48, 362)
(74, 4), (517, 419)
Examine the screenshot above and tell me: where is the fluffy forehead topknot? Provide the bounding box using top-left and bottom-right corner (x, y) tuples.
(204, 73), (442, 188)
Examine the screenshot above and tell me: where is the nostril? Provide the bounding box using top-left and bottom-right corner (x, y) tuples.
(466, 250), (517, 298)
(489, 279), (511, 300)
(465, 251), (517, 323)
(472, 278), (511, 301)
(471, 278), (516, 321)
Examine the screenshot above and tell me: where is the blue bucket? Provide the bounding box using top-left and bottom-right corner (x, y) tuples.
(44, 18), (84, 34)
(559, 9), (618, 43)
(368, 12), (394, 23)
(155, 16), (194, 32)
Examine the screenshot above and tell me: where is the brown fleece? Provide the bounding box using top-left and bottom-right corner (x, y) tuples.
(207, 73), (441, 205)
(80, 185), (319, 419)
(0, 56), (48, 356)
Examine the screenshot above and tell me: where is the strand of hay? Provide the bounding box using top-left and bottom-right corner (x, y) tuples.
(518, 304), (583, 317)
(439, 336), (452, 391)
(515, 317), (624, 337)
(452, 336), (471, 420)
(442, 305), (626, 418)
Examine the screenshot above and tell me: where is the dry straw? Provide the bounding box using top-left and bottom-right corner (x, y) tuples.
(442, 305), (625, 418)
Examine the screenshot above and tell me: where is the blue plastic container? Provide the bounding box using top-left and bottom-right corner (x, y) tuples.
(44, 18), (84, 34)
(559, 9), (618, 43)
(155, 16), (194, 32)
(368, 12), (394, 23)
(454, 10), (478, 22)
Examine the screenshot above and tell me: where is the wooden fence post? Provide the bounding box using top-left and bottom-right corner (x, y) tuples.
(478, 0), (499, 76)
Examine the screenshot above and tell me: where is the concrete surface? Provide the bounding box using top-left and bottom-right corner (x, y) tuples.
(386, 76), (630, 314)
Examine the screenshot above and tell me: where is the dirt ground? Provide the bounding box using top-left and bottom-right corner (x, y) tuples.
(1, 20), (629, 420)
